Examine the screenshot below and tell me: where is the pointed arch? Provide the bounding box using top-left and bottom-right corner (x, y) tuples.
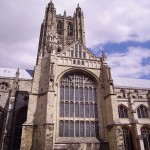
(141, 126), (150, 150)
(57, 20), (63, 35)
(137, 105), (148, 118)
(118, 104), (128, 118)
(12, 106), (28, 150)
(67, 22), (73, 36)
(122, 126), (135, 150)
(59, 72), (99, 138)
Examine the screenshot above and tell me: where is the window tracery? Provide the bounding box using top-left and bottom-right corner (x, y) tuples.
(0, 82), (9, 90)
(141, 126), (150, 150)
(59, 73), (99, 138)
(122, 127), (134, 150)
(137, 105), (148, 118)
(118, 105), (128, 118)
(67, 22), (73, 36)
(57, 21), (63, 35)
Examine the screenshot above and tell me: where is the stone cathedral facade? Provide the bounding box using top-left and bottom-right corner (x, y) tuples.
(0, 1), (150, 150)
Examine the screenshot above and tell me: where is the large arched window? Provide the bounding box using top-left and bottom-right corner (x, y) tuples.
(118, 105), (128, 118)
(12, 106), (28, 150)
(137, 105), (148, 118)
(67, 22), (73, 36)
(122, 127), (135, 150)
(57, 21), (63, 35)
(0, 109), (4, 142)
(141, 126), (150, 150)
(59, 73), (99, 138)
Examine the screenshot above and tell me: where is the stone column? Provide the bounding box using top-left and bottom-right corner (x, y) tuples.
(139, 138), (145, 150)
(1, 97), (15, 150)
(116, 126), (125, 150)
(20, 125), (35, 150)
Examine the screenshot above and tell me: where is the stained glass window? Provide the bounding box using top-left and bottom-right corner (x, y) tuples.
(90, 103), (94, 118)
(70, 86), (74, 100)
(75, 121), (79, 137)
(85, 103), (89, 118)
(141, 127), (150, 150)
(137, 105), (148, 118)
(79, 87), (83, 101)
(118, 105), (128, 118)
(80, 103), (84, 118)
(80, 121), (84, 137)
(64, 121), (69, 137)
(122, 127), (134, 150)
(59, 73), (99, 138)
(65, 86), (69, 100)
(75, 102), (79, 117)
(86, 122), (90, 137)
(70, 121), (74, 137)
(84, 87), (88, 101)
(60, 86), (64, 100)
(65, 102), (69, 117)
(59, 121), (64, 137)
(67, 22), (73, 36)
(60, 102), (64, 117)
(70, 102), (74, 117)
(57, 21), (63, 35)
(91, 122), (95, 137)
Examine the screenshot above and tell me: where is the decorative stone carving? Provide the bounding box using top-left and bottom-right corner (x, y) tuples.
(116, 126), (125, 150)
(49, 64), (55, 90)
(0, 82), (10, 90)
(45, 124), (54, 149)
(66, 40), (74, 46)
(101, 51), (107, 62)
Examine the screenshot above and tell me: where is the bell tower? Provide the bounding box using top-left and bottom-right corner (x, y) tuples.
(36, 2), (86, 66)
(21, 1), (87, 150)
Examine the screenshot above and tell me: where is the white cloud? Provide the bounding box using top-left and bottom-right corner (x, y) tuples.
(107, 47), (150, 78)
(0, 39), (38, 69)
(0, 0), (150, 74)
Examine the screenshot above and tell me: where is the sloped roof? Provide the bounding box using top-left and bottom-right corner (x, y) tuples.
(0, 67), (149, 89)
(113, 77), (150, 89)
(0, 68), (33, 80)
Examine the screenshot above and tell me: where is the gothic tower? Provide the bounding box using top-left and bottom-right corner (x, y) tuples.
(20, 1), (117, 150)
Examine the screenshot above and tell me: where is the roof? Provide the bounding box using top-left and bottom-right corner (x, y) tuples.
(0, 67), (149, 89)
(113, 77), (150, 89)
(0, 68), (33, 80)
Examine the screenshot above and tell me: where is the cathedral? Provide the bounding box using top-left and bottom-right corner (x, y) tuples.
(0, 1), (150, 150)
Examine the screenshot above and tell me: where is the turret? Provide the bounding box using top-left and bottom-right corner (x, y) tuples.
(11, 69), (19, 97)
(74, 4), (86, 46)
(36, 0), (57, 65)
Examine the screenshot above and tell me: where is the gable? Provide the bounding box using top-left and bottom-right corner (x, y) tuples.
(59, 41), (98, 60)
(57, 41), (101, 69)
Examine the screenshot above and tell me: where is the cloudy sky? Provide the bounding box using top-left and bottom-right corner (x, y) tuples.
(0, 0), (150, 79)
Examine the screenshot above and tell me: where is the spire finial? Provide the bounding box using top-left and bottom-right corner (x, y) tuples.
(16, 68), (20, 76)
(78, 3), (79, 7)
(101, 50), (107, 62)
(64, 10), (66, 17)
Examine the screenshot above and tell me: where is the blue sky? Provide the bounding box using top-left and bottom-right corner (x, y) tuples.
(90, 40), (150, 79)
(0, 0), (150, 79)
